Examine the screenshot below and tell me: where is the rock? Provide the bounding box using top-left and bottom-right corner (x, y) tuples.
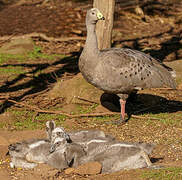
(64, 168), (75, 174)
(0, 37), (34, 55)
(48, 73), (103, 104)
(74, 161), (102, 175)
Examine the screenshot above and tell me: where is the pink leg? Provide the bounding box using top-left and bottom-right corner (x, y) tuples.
(120, 99), (126, 122)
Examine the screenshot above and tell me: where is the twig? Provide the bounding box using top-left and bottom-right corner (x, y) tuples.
(131, 114), (159, 120)
(21, 88), (50, 101)
(75, 96), (99, 104)
(0, 33), (17, 45)
(0, 33), (86, 42)
(0, 97), (160, 120)
(0, 98), (117, 118)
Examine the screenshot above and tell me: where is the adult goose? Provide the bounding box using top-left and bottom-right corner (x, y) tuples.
(79, 8), (176, 124)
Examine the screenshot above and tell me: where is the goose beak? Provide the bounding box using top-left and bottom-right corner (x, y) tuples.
(97, 12), (105, 20)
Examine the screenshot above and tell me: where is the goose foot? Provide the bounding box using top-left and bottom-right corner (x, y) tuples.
(105, 116), (127, 125)
(113, 115), (127, 125)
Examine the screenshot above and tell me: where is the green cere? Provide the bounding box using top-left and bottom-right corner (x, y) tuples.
(97, 12), (104, 19)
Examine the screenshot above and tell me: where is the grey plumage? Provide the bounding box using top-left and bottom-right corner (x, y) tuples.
(8, 121), (62, 169)
(46, 120), (113, 144)
(80, 140), (156, 173)
(79, 8), (176, 122)
(47, 136), (86, 169)
(8, 139), (51, 169)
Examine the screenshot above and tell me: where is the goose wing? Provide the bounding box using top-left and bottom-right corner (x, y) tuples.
(98, 48), (176, 90)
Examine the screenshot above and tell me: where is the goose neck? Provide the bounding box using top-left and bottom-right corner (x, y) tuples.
(85, 23), (99, 55)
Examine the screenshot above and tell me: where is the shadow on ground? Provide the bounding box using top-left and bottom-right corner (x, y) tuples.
(0, 52), (80, 113)
(100, 92), (182, 117)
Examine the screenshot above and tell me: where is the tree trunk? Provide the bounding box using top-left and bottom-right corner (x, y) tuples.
(93, 0), (115, 50)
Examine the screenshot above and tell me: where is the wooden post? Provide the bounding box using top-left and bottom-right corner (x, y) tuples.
(93, 0), (115, 50)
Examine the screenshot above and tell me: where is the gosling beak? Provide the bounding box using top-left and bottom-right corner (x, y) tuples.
(49, 145), (56, 153)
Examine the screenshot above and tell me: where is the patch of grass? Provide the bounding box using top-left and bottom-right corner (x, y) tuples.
(77, 103), (98, 114)
(0, 46), (65, 64)
(8, 110), (66, 130)
(141, 167), (182, 180)
(14, 118), (41, 130)
(91, 114), (119, 124)
(0, 122), (5, 128)
(0, 53), (25, 63)
(35, 113), (66, 124)
(27, 46), (64, 60)
(0, 66), (24, 74)
(144, 112), (182, 126)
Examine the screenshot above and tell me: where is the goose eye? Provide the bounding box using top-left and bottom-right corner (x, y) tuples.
(92, 12), (95, 15)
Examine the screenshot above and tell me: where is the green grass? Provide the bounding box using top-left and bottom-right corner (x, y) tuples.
(141, 167), (182, 180)
(0, 53), (25, 64)
(77, 103), (98, 114)
(3, 110), (66, 130)
(144, 112), (182, 126)
(0, 46), (65, 64)
(0, 66), (24, 74)
(27, 46), (64, 60)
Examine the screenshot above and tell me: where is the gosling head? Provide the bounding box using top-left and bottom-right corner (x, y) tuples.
(51, 127), (71, 143)
(49, 137), (67, 153)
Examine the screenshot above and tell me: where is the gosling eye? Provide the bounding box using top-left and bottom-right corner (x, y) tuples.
(56, 142), (59, 145)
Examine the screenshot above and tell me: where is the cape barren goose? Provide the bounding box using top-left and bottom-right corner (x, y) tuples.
(79, 8), (176, 123)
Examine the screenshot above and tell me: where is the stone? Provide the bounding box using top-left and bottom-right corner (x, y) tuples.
(74, 161), (102, 175)
(0, 37), (34, 55)
(48, 73), (103, 104)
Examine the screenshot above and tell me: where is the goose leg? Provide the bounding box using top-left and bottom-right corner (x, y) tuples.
(120, 99), (126, 122)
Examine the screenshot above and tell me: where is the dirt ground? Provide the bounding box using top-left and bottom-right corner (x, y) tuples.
(0, 0), (182, 179)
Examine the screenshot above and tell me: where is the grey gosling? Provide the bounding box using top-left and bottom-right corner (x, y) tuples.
(46, 136), (86, 170)
(8, 139), (50, 169)
(79, 8), (176, 123)
(80, 141), (159, 173)
(47, 120), (114, 144)
(7, 121), (61, 169)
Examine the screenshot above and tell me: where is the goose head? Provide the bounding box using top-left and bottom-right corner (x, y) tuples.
(86, 8), (105, 25)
